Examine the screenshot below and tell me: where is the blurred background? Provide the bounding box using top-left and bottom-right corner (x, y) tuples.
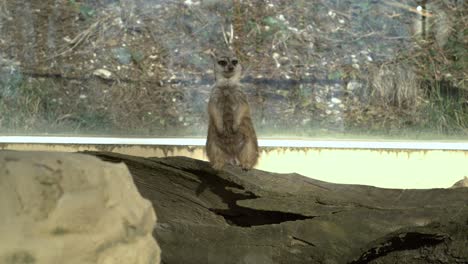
(0, 0), (466, 139)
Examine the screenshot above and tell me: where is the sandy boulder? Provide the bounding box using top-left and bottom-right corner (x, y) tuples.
(0, 151), (160, 264)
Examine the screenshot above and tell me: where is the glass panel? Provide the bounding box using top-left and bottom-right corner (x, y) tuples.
(0, 0), (466, 139)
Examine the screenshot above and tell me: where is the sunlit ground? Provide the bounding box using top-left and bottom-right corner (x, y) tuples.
(1, 137), (466, 189)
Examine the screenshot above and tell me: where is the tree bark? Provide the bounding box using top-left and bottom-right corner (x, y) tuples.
(87, 151), (468, 264)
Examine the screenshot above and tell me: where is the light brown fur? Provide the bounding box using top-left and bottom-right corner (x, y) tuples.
(206, 52), (259, 170)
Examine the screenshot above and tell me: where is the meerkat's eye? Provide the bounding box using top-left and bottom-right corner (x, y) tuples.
(231, 59), (238, 66)
(218, 60), (227, 66)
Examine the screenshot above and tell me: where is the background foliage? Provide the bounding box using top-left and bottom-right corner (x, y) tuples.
(0, 0), (466, 138)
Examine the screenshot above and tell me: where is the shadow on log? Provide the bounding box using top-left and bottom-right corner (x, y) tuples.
(85, 152), (468, 264)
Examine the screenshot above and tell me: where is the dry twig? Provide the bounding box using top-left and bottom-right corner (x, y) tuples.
(48, 14), (115, 60)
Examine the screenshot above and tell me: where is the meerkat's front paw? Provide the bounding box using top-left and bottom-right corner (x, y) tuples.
(215, 122), (224, 134)
(232, 123), (239, 133)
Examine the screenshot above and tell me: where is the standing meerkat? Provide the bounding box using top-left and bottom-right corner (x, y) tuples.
(206, 51), (259, 170)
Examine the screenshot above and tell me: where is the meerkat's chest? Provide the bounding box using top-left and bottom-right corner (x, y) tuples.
(219, 90), (241, 111)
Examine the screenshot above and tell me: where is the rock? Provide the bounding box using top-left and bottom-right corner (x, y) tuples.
(93, 68), (113, 79)
(0, 151), (160, 264)
(87, 152), (468, 264)
(451, 176), (468, 188)
(331, 97), (341, 104)
(347, 80), (362, 91)
(112, 47), (133, 65)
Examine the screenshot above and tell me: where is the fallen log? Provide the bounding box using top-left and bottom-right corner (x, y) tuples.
(87, 151), (468, 264)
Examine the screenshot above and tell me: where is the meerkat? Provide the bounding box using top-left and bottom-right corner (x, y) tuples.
(206, 51), (259, 171)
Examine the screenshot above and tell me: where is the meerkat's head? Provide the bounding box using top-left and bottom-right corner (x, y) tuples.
(214, 51), (242, 83)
